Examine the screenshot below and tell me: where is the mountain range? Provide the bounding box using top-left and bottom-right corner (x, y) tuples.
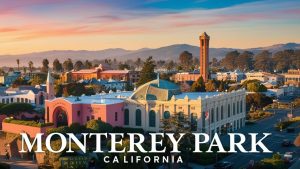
(0, 43), (299, 67)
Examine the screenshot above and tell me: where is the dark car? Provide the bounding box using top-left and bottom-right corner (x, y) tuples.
(214, 161), (233, 169)
(281, 139), (293, 147)
(286, 127), (295, 133)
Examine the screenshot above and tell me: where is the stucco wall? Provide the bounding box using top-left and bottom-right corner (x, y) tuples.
(2, 122), (54, 138)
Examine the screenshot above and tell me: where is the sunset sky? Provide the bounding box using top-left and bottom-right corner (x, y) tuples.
(0, 0), (299, 54)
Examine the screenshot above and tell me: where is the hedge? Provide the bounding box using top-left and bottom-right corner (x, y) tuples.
(3, 118), (53, 127)
(0, 103), (34, 115)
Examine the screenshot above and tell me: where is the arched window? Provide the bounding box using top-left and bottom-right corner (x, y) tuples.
(178, 112), (184, 122)
(149, 110), (156, 127)
(124, 109), (129, 125)
(136, 109), (142, 126)
(237, 101), (240, 114)
(221, 106), (224, 120)
(240, 100), (243, 113)
(228, 104), (231, 117)
(191, 113), (197, 131)
(211, 108), (214, 123)
(163, 111), (170, 119)
(216, 107), (219, 122)
(233, 103), (235, 115)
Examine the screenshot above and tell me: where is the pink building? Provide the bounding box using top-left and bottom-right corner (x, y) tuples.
(45, 92), (132, 127)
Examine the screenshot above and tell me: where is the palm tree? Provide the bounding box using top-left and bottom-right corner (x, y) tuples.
(16, 59), (20, 71)
(28, 61), (34, 73)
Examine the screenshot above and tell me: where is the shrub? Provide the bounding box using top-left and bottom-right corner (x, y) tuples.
(69, 123), (86, 134)
(0, 103), (34, 115)
(86, 120), (113, 133)
(46, 126), (70, 135)
(3, 118), (53, 127)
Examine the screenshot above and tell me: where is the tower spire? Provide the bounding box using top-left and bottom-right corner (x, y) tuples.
(199, 32), (210, 82)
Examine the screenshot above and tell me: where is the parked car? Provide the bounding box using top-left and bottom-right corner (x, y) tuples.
(283, 152), (294, 163)
(281, 139), (293, 147)
(214, 161), (233, 169)
(286, 127), (295, 133)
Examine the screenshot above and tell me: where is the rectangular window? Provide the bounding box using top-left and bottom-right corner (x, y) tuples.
(91, 115), (95, 120)
(87, 116), (90, 122)
(77, 111), (80, 117)
(115, 112), (118, 121)
(124, 110), (129, 125)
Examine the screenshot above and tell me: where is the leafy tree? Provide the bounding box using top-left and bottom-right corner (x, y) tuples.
(160, 112), (193, 167)
(41, 59), (49, 73)
(30, 75), (44, 86)
(205, 79), (217, 92)
(246, 93), (273, 110)
(166, 60), (175, 71)
(136, 56), (156, 87)
(12, 77), (29, 87)
(220, 50), (239, 70)
(0, 103), (34, 116)
(235, 51), (254, 71)
(218, 80), (226, 92)
(272, 50), (294, 72)
(86, 120), (113, 133)
(247, 82), (267, 92)
(74, 60), (85, 71)
(52, 59), (63, 72)
(118, 63), (130, 70)
(55, 84), (63, 97)
(135, 58), (143, 69)
(211, 57), (219, 67)
(191, 76), (206, 92)
(28, 61), (34, 73)
(254, 50), (273, 72)
(179, 51), (193, 71)
(16, 59), (20, 71)
(63, 58), (74, 71)
(84, 60), (93, 69)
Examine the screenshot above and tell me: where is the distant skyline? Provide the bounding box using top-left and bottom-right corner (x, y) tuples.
(0, 0), (299, 54)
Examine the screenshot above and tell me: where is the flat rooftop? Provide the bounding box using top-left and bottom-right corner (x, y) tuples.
(175, 92), (223, 100)
(58, 91), (133, 105)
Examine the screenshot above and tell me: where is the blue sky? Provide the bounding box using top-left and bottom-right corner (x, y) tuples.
(0, 0), (299, 54)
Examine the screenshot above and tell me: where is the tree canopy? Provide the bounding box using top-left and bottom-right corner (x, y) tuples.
(136, 56), (156, 87)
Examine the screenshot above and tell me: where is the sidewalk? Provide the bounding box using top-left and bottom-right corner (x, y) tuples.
(1, 159), (38, 169)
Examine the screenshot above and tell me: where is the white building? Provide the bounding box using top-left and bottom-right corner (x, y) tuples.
(124, 79), (246, 136)
(0, 71), (54, 106)
(216, 70), (245, 82)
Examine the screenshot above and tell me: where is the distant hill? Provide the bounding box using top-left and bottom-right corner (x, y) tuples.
(0, 43), (299, 67)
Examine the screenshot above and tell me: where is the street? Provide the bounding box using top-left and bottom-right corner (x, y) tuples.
(219, 107), (300, 169)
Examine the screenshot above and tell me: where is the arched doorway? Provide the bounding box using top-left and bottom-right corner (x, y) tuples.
(54, 107), (68, 127)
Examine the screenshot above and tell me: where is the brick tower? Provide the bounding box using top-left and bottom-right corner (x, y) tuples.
(199, 32), (210, 82)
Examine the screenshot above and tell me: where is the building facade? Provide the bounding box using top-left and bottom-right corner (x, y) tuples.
(242, 72), (283, 85)
(0, 71), (54, 106)
(216, 70), (245, 82)
(61, 64), (140, 85)
(283, 69), (300, 87)
(45, 79), (246, 136)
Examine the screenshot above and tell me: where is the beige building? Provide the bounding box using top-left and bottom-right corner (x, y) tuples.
(124, 79), (246, 136)
(172, 72), (201, 83)
(283, 69), (300, 87)
(242, 72), (283, 85)
(216, 70), (245, 82)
